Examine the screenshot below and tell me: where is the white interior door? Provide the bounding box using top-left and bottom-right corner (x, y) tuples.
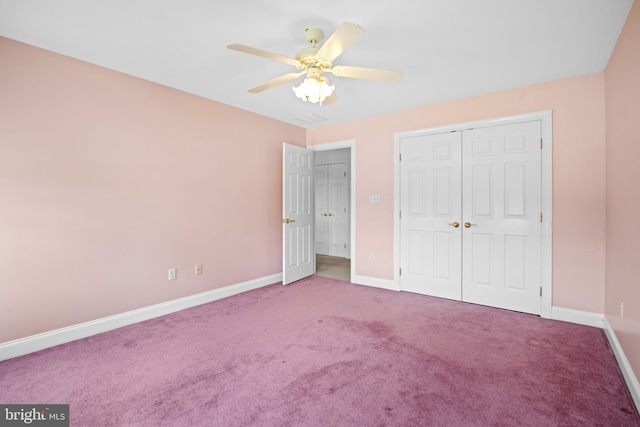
(314, 165), (329, 255)
(399, 121), (542, 314)
(327, 162), (349, 257)
(283, 143), (314, 285)
(315, 162), (349, 258)
(461, 122), (541, 314)
(399, 132), (462, 300)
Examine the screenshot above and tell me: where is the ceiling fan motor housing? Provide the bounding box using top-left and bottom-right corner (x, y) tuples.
(295, 27), (331, 72)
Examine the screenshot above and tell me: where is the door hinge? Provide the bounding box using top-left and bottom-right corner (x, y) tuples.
(344, 207), (346, 213)
(399, 153), (402, 161)
(540, 286), (543, 297)
(344, 171), (346, 177)
(540, 138), (543, 149)
(399, 268), (402, 276)
(540, 212), (543, 223)
(344, 243), (347, 249)
(399, 210), (402, 219)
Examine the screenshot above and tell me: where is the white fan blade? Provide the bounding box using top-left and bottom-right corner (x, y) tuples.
(316, 22), (365, 62)
(331, 65), (402, 82)
(228, 44), (300, 67)
(248, 72), (304, 93)
(322, 92), (337, 105)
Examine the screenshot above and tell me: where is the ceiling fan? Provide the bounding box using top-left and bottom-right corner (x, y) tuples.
(227, 22), (402, 105)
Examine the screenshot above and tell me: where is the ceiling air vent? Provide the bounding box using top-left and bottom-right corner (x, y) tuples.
(295, 114), (327, 124)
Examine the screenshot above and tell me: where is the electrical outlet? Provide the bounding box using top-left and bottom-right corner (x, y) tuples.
(195, 264), (203, 275)
(369, 253), (375, 262)
(620, 302), (624, 318)
(168, 268), (177, 281)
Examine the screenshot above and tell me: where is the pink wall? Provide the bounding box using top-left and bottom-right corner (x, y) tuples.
(0, 37), (306, 343)
(307, 73), (607, 314)
(604, 0), (640, 382)
(0, 28), (624, 346)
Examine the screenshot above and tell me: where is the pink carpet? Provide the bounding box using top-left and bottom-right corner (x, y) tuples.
(1, 275), (638, 426)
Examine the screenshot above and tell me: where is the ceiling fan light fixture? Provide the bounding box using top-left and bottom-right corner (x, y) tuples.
(292, 77), (335, 104)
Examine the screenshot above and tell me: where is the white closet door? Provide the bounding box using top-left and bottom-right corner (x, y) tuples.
(314, 165), (329, 255)
(327, 163), (349, 257)
(400, 132), (462, 300)
(315, 162), (349, 257)
(461, 121), (541, 314)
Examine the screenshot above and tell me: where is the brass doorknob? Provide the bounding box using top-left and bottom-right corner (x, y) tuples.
(464, 222), (477, 228)
(448, 222), (460, 228)
(283, 218), (296, 223)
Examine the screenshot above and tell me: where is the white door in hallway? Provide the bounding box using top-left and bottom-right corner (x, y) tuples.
(399, 132), (462, 300)
(282, 143), (314, 285)
(315, 165), (329, 255)
(461, 122), (542, 314)
(399, 121), (542, 314)
(315, 162), (349, 257)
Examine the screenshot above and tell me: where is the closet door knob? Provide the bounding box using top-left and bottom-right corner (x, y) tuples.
(448, 222), (460, 228)
(464, 222), (477, 228)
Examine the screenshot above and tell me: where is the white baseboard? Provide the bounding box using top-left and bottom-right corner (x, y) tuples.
(550, 306), (604, 328)
(603, 317), (640, 413)
(0, 273), (282, 362)
(353, 275), (399, 291)
(551, 307), (639, 414)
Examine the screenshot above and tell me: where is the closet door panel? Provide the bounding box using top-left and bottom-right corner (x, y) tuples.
(400, 132), (462, 300)
(461, 121), (541, 315)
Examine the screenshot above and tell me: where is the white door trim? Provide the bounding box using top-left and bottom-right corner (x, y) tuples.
(308, 139), (356, 283)
(394, 111), (553, 318)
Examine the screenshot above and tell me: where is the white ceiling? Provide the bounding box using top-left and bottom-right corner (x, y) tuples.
(0, 0), (634, 128)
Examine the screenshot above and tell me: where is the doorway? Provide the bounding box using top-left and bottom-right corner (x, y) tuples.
(315, 149), (350, 257)
(310, 140), (356, 283)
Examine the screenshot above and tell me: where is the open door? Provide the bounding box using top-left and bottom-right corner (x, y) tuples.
(282, 143), (314, 285)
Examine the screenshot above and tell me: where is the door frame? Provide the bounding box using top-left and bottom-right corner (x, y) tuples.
(393, 111), (553, 318)
(308, 139), (356, 283)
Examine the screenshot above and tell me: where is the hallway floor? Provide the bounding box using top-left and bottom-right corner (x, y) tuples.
(315, 254), (350, 281)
